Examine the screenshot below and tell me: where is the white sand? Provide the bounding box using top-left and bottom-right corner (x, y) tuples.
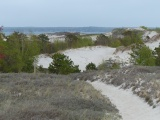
(145, 39), (160, 50)
(47, 35), (65, 43)
(90, 35), (97, 41)
(111, 50), (131, 66)
(37, 54), (52, 68)
(37, 46), (116, 69)
(37, 46), (132, 70)
(90, 81), (160, 120)
(143, 31), (158, 40)
(63, 46), (116, 71)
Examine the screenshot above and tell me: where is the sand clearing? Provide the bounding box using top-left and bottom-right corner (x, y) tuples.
(63, 46), (116, 71)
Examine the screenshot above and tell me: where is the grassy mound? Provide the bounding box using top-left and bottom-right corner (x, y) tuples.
(0, 73), (121, 120)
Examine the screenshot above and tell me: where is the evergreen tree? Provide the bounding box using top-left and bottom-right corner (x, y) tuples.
(38, 34), (49, 53)
(86, 62), (97, 71)
(48, 53), (80, 74)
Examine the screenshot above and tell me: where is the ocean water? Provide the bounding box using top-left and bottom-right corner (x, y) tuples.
(3, 27), (114, 35)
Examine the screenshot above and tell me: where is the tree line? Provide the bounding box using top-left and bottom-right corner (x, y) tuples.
(0, 31), (94, 73)
(0, 32), (40, 72)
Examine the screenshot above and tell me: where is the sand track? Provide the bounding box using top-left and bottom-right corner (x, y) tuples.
(91, 81), (160, 120)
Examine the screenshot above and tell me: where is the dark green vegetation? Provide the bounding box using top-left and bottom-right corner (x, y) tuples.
(94, 29), (143, 48)
(0, 73), (121, 120)
(0, 32), (40, 73)
(111, 29), (143, 47)
(155, 46), (160, 65)
(0, 32), (93, 73)
(48, 33), (93, 53)
(48, 29), (144, 52)
(86, 62), (97, 71)
(48, 53), (80, 74)
(95, 34), (111, 46)
(130, 44), (160, 66)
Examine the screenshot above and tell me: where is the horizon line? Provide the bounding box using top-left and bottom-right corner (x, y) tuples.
(3, 26), (156, 28)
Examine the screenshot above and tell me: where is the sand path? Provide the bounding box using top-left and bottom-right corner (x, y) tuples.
(90, 81), (160, 120)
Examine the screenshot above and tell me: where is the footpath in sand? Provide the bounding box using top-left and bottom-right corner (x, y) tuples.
(90, 81), (160, 120)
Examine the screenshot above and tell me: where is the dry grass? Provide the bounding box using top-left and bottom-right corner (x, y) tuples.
(70, 66), (160, 108)
(99, 66), (160, 108)
(0, 73), (121, 120)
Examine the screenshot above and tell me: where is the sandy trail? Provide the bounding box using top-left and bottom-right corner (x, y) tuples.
(90, 81), (160, 120)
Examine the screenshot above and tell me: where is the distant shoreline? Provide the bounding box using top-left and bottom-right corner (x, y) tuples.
(2, 27), (115, 35)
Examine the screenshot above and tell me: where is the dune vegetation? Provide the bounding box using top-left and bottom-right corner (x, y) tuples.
(0, 73), (121, 120)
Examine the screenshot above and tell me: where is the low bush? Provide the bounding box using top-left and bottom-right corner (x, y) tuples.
(0, 73), (121, 120)
(86, 62), (97, 71)
(95, 34), (111, 46)
(65, 33), (93, 49)
(130, 44), (156, 66)
(52, 40), (68, 52)
(98, 59), (120, 70)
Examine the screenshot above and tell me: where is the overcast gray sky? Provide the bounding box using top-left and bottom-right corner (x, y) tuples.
(0, 0), (160, 27)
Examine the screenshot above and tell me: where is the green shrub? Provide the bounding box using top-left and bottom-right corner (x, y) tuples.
(120, 36), (132, 46)
(120, 32), (143, 46)
(74, 37), (93, 48)
(154, 44), (160, 66)
(52, 40), (68, 52)
(110, 39), (122, 47)
(65, 33), (79, 48)
(97, 60), (107, 70)
(95, 34), (110, 46)
(65, 33), (93, 48)
(98, 59), (120, 70)
(130, 44), (156, 66)
(48, 53), (80, 74)
(86, 62), (97, 71)
(51, 35), (93, 52)
(38, 34), (49, 42)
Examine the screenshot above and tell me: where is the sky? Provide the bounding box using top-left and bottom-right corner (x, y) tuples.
(0, 0), (160, 27)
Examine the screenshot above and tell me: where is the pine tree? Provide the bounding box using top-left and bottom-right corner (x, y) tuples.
(86, 62), (97, 71)
(48, 53), (80, 74)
